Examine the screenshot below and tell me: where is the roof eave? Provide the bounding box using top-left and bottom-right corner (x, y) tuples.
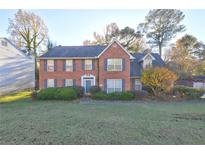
(38, 56), (99, 60)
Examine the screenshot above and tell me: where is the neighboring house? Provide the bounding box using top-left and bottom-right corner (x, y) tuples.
(0, 37), (35, 96)
(177, 76), (205, 90)
(39, 39), (165, 93)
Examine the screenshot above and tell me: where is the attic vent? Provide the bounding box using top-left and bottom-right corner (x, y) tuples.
(1, 40), (7, 46)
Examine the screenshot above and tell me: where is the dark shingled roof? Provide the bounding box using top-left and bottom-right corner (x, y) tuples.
(40, 45), (107, 58)
(130, 53), (165, 77)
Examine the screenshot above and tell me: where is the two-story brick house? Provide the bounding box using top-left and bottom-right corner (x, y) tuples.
(39, 39), (165, 93)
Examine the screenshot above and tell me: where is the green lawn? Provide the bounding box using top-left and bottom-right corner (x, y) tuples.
(0, 99), (205, 144)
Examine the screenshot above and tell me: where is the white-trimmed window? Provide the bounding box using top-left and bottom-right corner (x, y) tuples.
(107, 58), (122, 71)
(85, 59), (92, 70)
(47, 60), (54, 72)
(107, 79), (122, 93)
(143, 55), (152, 68)
(66, 60), (73, 71)
(65, 79), (73, 87)
(47, 79), (55, 88)
(135, 79), (142, 91)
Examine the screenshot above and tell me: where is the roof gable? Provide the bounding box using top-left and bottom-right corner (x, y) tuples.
(0, 37), (31, 59)
(97, 39), (135, 59)
(130, 53), (165, 77)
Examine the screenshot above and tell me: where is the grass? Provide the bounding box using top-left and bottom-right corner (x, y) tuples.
(0, 91), (32, 103)
(0, 99), (205, 144)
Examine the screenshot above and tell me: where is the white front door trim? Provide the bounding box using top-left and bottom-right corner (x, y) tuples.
(81, 74), (96, 93)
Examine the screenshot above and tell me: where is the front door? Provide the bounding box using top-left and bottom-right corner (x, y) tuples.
(85, 80), (92, 93)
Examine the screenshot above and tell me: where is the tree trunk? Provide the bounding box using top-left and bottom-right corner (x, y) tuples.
(159, 43), (162, 57)
(34, 51), (38, 90)
(33, 36), (38, 90)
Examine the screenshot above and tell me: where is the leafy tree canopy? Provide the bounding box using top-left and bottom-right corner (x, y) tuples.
(141, 67), (178, 96)
(138, 9), (186, 57)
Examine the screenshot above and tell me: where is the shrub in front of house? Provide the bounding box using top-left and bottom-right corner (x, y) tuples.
(37, 87), (77, 100)
(91, 91), (108, 100)
(141, 67), (178, 96)
(134, 90), (149, 99)
(173, 85), (204, 99)
(73, 86), (84, 97)
(89, 86), (101, 94)
(91, 91), (135, 100)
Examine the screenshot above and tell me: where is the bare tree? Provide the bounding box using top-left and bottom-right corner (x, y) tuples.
(8, 9), (48, 90)
(83, 22), (145, 52)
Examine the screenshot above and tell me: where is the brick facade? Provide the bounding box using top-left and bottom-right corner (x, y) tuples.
(98, 42), (131, 91)
(39, 41), (132, 91)
(39, 59), (98, 89)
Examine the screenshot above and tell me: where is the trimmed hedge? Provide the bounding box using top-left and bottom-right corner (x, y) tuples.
(91, 91), (135, 100)
(173, 85), (204, 99)
(90, 86), (101, 94)
(37, 87), (77, 100)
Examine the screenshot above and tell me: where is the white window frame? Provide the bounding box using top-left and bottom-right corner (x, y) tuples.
(107, 79), (122, 93)
(143, 55), (152, 69)
(85, 59), (92, 70)
(47, 79), (55, 88)
(47, 60), (54, 72)
(66, 60), (73, 72)
(107, 58), (122, 71)
(135, 79), (142, 91)
(65, 79), (73, 87)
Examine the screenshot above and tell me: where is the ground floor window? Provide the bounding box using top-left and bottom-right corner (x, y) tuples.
(107, 79), (122, 93)
(65, 79), (73, 87)
(47, 79), (55, 88)
(135, 79), (142, 91)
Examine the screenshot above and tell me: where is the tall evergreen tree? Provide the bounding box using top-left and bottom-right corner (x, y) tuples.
(138, 9), (186, 57)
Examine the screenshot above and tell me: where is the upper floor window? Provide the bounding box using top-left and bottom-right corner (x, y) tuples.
(85, 59), (92, 70)
(143, 55), (152, 69)
(47, 60), (54, 72)
(1, 40), (7, 46)
(107, 58), (122, 71)
(47, 79), (55, 88)
(65, 79), (73, 87)
(66, 60), (73, 71)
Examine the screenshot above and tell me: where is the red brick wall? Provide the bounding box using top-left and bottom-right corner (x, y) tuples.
(98, 42), (131, 91)
(39, 59), (98, 89)
(39, 42), (131, 91)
